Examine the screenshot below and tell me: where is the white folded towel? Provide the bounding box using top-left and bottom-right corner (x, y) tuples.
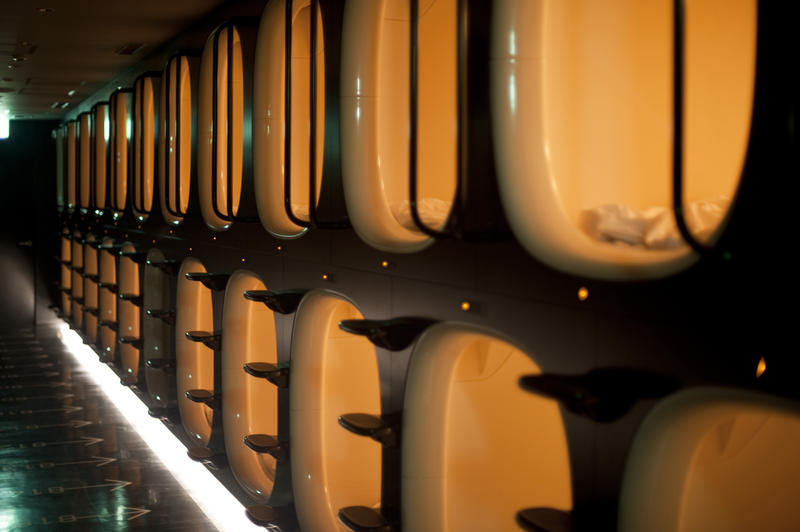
(581, 197), (730, 249)
(390, 197), (451, 232)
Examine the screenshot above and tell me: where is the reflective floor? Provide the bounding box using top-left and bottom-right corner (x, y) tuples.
(0, 326), (216, 531)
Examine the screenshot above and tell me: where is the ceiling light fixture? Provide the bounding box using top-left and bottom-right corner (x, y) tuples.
(60, 102), (69, 109)
(67, 89), (75, 96)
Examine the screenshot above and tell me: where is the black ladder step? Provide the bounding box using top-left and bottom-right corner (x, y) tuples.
(243, 362), (289, 388)
(118, 293), (143, 306)
(146, 358), (176, 375)
(70, 265), (85, 274)
(245, 505), (278, 527)
(68, 295), (84, 304)
(56, 258), (71, 266)
(84, 307), (99, 317)
(146, 258), (179, 276)
(185, 330), (222, 350)
(185, 389), (220, 409)
(338, 413), (399, 447)
(516, 508), (573, 532)
(120, 374), (138, 387)
(148, 407), (180, 425)
(145, 308), (176, 325)
(242, 289), (307, 314)
(338, 506), (395, 532)
(187, 445), (227, 469)
(98, 243), (124, 251)
(59, 287), (71, 294)
(97, 281), (118, 293)
(118, 251), (148, 264)
(518, 368), (680, 423)
(184, 272), (230, 291)
(243, 434), (287, 461)
(338, 317), (436, 351)
(82, 273), (100, 282)
(99, 320), (118, 332)
(118, 336), (143, 350)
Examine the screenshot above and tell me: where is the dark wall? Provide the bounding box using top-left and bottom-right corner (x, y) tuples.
(0, 119), (58, 331)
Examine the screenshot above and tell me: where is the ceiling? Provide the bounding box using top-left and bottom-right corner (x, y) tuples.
(0, 0), (229, 119)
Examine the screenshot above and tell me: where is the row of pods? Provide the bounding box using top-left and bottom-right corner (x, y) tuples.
(56, 226), (800, 531)
(55, 0), (769, 281)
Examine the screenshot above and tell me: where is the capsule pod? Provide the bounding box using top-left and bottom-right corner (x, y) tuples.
(159, 53), (200, 225)
(254, 0), (325, 238)
(117, 243), (143, 383)
(108, 88), (133, 218)
(69, 231), (84, 328)
(619, 387), (800, 532)
(65, 120), (77, 212)
(92, 102), (110, 213)
(82, 234), (99, 344)
(289, 290), (382, 531)
(56, 124), (66, 212)
(176, 257), (215, 444)
(59, 228), (71, 316)
(340, 0), (458, 252)
(143, 249), (175, 408)
(402, 323), (572, 530)
(132, 73), (161, 222)
(490, 0), (756, 279)
(98, 238), (119, 359)
(221, 270), (279, 502)
(198, 20), (258, 231)
(77, 112), (92, 213)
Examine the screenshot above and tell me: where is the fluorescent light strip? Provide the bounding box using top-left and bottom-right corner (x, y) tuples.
(57, 323), (267, 532)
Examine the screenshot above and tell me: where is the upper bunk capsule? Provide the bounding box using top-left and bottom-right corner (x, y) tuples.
(159, 53), (199, 226)
(131, 73), (161, 222)
(108, 88), (133, 219)
(254, 0), (326, 238)
(198, 20), (259, 231)
(490, 0), (756, 280)
(340, 0), (459, 253)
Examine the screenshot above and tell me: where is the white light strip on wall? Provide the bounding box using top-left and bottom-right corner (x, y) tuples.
(56, 323), (269, 532)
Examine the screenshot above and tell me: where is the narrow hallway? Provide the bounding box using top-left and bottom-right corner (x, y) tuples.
(0, 326), (216, 531)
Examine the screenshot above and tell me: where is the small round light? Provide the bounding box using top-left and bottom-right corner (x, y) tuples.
(756, 357), (766, 378)
(460, 301), (470, 312)
(380, 260), (389, 269)
(241, 258), (245, 263)
(577, 287), (589, 301)
(322, 273), (329, 281)
(212, 236), (216, 241)
(276, 245), (282, 252)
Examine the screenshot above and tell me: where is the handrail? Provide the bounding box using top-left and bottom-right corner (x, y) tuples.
(283, 0), (312, 228)
(210, 24), (259, 224)
(109, 88), (133, 215)
(78, 111), (92, 212)
(132, 72), (161, 217)
(163, 55), (184, 218)
(90, 103), (100, 213)
(407, 0), (464, 238)
(672, 0), (712, 255)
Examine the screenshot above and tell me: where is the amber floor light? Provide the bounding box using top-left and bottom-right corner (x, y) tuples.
(57, 322), (269, 532)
